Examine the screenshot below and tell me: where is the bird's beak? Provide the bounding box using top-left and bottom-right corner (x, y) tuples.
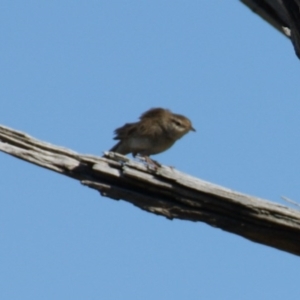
(191, 126), (196, 132)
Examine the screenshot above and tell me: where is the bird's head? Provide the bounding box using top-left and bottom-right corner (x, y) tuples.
(168, 113), (196, 140)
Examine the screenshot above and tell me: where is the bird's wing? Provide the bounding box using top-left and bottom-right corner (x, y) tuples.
(113, 122), (137, 140)
(137, 119), (164, 136)
(113, 119), (164, 140)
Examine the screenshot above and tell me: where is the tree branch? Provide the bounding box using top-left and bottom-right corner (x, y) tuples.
(1, 124), (300, 256)
(241, 0), (300, 60)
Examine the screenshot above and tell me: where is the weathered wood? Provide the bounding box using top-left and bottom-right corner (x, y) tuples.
(1, 124), (300, 256)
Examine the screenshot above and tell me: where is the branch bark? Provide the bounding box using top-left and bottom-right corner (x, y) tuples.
(279, 0), (300, 59)
(1, 124), (300, 256)
(241, 0), (300, 60)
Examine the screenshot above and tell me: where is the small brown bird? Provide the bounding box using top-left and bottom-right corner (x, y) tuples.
(109, 108), (195, 166)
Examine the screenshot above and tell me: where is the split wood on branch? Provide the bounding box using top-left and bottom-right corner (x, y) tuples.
(1, 124), (300, 256)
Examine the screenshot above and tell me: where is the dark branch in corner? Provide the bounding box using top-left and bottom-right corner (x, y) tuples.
(1, 124), (300, 256)
(241, 0), (300, 59)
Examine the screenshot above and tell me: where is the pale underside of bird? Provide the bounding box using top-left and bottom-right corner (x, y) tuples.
(108, 108), (195, 167)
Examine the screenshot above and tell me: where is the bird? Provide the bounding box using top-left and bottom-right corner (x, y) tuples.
(108, 108), (195, 167)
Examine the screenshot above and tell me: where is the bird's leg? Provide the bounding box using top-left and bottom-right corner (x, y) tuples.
(144, 156), (161, 168)
(133, 153), (161, 168)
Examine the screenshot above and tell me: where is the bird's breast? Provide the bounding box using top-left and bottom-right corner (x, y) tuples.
(128, 136), (175, 155)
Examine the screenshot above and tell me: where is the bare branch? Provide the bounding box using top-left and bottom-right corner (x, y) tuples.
(1, 124), (300, 256)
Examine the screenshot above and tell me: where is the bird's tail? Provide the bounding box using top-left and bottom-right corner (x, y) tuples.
(109, 141), (122, 153)
(107, 141), (130, 155)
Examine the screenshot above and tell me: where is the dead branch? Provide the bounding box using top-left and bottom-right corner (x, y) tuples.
(1, 124), (300, 256)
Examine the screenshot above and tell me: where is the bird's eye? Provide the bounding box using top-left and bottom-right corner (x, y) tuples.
(172, 119), (182, 127)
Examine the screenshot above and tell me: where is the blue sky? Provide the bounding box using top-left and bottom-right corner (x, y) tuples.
(1, 1), (300, 299)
